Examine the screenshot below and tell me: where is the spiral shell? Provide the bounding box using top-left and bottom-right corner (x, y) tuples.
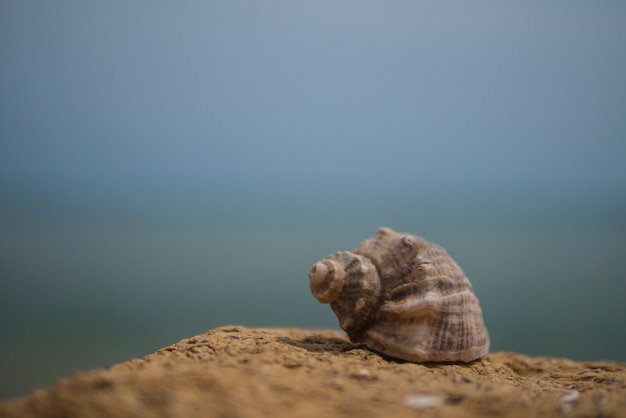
(308, 227), (489, 362)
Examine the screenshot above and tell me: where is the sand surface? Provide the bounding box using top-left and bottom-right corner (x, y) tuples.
(1, 326), (625, 417)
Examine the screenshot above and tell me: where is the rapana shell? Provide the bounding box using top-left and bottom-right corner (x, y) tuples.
(308, 227), (489, 362)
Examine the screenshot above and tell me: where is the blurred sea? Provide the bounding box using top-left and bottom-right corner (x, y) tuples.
(1, 183), (625, 400)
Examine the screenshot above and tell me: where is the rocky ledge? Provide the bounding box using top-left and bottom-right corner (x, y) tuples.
(1, 326), (624, 418)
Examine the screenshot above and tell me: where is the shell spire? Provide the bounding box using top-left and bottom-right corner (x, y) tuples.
(308, 227), (490, 363)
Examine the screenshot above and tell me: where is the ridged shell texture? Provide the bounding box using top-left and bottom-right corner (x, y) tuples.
(309, 227), (489, 362)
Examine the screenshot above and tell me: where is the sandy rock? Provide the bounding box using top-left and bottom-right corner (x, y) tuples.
(1, 326), (625, 418)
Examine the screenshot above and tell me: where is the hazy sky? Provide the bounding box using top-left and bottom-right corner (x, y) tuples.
(1, 2), (625, 204)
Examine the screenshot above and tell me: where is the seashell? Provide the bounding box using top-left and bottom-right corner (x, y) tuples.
(308, 227), (489, 362)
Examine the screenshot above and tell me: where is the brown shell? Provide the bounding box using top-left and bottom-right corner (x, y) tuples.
(308, 227), (489, 362)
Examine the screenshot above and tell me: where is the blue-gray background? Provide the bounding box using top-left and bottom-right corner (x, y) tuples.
(1, 1), (625, 400)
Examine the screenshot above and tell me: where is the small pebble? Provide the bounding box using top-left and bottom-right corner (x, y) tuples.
(403, 393), (443, 409)
(561, 390), (579, 403)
